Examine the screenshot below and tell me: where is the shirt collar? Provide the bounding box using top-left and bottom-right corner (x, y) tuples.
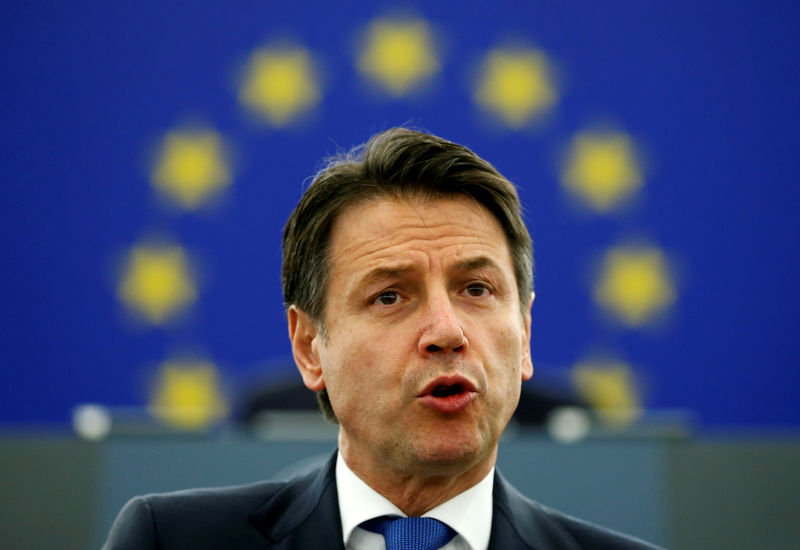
(336, 451), (494, 550)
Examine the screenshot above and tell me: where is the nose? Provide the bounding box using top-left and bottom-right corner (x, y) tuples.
(418, 294), (467, 356)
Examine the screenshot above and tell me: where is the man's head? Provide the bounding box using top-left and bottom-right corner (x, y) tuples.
(282, 128), (534, 423)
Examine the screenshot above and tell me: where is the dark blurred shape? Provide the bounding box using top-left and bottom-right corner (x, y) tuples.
(238, 377), (590, 432)
(239, 378), (320, 423)
(515, 383), (590, 426)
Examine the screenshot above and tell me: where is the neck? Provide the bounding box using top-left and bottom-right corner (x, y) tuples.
(339, 437), (497, 516)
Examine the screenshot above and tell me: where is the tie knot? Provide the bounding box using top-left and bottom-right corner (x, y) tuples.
(362, 516), (456, 550)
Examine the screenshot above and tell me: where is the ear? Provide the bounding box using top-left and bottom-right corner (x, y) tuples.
(521, 291), (534, 381)
(288, 305), (326, 391)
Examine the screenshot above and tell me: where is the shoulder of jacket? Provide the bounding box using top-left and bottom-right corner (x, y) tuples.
(495, 474), (664, 550)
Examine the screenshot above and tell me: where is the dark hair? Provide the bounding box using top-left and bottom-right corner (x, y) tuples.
(282, 128), (533, 422)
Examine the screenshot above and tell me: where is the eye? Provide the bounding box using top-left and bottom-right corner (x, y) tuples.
(464, 283), (490, 297)
(374, 290), (401, 305)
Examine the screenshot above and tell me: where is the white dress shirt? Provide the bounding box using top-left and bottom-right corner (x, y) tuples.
(336, 451), (494, 550)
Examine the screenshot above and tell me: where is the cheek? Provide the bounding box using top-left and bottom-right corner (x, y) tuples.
(488, 315), (525, 356)
(484, 324), (527, 394)
(320, 337), (400, 411)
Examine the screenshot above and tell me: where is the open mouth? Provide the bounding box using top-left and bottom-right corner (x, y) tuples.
(431, 383), (465, 398)
(420, 375), (477, 398)
(419, 376), (478, 413)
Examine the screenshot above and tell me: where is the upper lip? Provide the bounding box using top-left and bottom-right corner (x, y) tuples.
(418, 374), (478, 397)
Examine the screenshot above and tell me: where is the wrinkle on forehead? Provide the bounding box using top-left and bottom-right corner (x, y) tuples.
(331, 196), (502, 264)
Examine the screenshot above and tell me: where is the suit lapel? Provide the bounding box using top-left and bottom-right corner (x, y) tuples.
(246, 455), (586, 549)
(249, 452), (344, 549)
(488, 471), (582, 550)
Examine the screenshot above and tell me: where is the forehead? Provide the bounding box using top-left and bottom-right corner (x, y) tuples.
(327, 196), (512, 277)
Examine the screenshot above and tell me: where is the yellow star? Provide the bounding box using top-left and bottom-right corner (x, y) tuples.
(594, 245), (676, 327)
(357, 17), (440, 97)
(117, 243), (196, 324)
(149, 359), (228, 430)
(474, 48), (557, 128)
(562, 132), (642, 213)
(572, 359), (642, 427)
(239, 46), (321, 126)
(151, 129), (232, 210)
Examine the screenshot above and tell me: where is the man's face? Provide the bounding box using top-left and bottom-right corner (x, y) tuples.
(291, 196), (533, 479)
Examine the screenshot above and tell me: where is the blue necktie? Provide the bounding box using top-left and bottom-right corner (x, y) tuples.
(362, 516), (457, 550)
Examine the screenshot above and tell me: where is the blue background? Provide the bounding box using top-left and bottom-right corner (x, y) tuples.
(2, 1), (798, 429)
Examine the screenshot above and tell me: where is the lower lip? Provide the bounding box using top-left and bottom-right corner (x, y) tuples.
(418, 391), (477, 414)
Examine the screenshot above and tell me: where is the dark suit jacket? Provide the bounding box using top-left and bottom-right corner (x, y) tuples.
(103, 452), (663, 549)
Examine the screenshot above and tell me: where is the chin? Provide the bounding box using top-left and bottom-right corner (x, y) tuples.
(407, 434), (489, 474)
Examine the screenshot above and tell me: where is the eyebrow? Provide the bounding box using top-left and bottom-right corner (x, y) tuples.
(360, 256), (502, 287)
(359, 265), (417, 287)
(451, 256), (502, 273)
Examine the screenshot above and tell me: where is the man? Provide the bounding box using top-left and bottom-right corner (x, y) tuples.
(104, 128), (663, 549)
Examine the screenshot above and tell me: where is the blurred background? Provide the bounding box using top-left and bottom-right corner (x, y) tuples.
(1, 2), (799, 549)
